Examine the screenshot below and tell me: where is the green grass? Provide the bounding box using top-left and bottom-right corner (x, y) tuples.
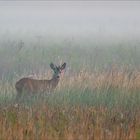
(0, 35), (140, 139)
(0, 36), (140, 80)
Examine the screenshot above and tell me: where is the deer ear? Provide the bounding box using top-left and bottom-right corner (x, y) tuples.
(61, 62), (66, 70)
(50, 63), (56, 70)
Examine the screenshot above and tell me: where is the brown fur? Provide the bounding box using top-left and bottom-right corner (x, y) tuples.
(15, 62), (66, 99)
(15, 77), (59, 96)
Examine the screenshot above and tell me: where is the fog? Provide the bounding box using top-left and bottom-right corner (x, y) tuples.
(0, 1), (140, 79)
(0, 1), (140, 40)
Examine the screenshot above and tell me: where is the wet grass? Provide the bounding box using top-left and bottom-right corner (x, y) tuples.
(0, 38), (140, 139)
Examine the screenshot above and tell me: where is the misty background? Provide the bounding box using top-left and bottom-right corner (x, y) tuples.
(0, 1), (140, 80)
(0, 1), (140, 41)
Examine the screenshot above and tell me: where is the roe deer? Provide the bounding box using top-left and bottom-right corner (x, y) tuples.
(15, 62), (66, 98)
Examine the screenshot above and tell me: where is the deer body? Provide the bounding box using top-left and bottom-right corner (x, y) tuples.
(15, 77), (59, 94)
(15, 63), (66, 98)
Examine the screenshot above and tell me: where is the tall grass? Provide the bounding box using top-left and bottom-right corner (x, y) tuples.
(0, 37), (140, 139)
(0, 36), (140, 80)
(0, 66), (140, 139)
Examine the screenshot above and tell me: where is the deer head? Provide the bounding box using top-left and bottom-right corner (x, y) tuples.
(50, 62), (66, 78)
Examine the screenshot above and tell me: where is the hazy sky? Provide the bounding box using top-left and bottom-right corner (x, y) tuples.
(0, 1), (140, 39)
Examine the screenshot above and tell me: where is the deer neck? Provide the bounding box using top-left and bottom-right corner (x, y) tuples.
(49, 75), (60, 87)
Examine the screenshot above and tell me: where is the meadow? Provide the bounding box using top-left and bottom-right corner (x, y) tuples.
(0, 34), (140, 140)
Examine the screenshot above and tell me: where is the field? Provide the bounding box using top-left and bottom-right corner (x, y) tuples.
(0, 35), (140, 140)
